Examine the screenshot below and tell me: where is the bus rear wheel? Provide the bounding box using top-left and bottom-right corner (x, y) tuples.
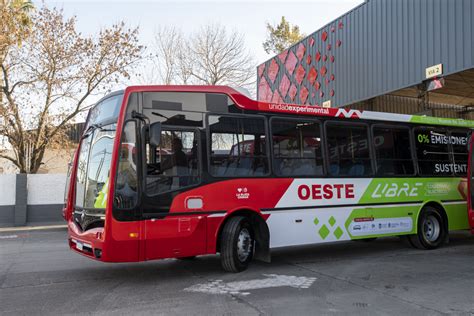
(408, 206), (447, 250)
(220, 216), (254, 273)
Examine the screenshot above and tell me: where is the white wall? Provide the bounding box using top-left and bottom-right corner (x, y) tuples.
(0, 174), (16, 206)
(27, 174), (67, 205)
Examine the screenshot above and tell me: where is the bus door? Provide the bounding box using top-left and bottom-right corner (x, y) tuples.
(468, 131), (474, 232)
(142, 127), (206, 259)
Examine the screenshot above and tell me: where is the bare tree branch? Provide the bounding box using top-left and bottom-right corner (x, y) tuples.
(0, 6), (144, 173)
(147, 23), (256, 94)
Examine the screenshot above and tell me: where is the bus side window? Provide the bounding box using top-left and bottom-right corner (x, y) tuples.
(271, 119), (323, 176)
(450, 130), (469, 176)
(208, 115), (268, 177)
(325, 123), (373, 177)
(145, 130), (199, 195)
(372, 126), (414, 176)
(414, 128), (451, 176)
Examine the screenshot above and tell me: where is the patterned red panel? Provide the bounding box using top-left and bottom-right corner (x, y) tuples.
(321, 31), (328, 42)
(296, 43), (306, 61)
(285, 50), (298, 75)
(272, 91), (283, 103)
(257, 15), (347, 105)
(267, 59), (279, 83)
(295, 64), (306, 84)
(315, 51), (321, 62)
(288, 84), (297, 101)
(279, 74), (291, 97)
(258, 76), (272, 102)
(300, 86), (309, 104)
(307, 67), (318, 84)
(257, 63), (265, 78)
(321, 66), (327, 76)
(278, 50), (288, 63)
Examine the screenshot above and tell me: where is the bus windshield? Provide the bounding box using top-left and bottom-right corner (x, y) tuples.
(74, 94), (123, 211)
(75, 124), (116, 210)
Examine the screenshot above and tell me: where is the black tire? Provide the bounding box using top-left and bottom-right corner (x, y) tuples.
(408, 206), (447, 250)
(220, 216), (254, 273)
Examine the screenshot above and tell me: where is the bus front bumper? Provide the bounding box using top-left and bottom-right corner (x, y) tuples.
(68, 221), (105, 260)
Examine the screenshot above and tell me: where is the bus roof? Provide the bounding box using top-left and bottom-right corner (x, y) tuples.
(124, 85), (474, 129)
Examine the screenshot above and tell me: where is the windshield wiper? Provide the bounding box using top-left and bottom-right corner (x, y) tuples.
(81, 124), (101, 140)
(151, 111), (169, 119)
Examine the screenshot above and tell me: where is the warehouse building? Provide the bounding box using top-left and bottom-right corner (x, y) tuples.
(257, 0), (474, 119)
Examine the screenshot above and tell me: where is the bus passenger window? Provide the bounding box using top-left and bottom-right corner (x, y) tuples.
(326, 123), (372, 177)
(414, 128), (451, 176)
(373, 126), (414, 176)
(146, 130), (199, 195)
(209, 115), (268, 177)
(271, 119), (323, 176)
(450, 131), (469, 176)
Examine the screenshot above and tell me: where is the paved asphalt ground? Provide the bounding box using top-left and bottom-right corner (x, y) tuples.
(1, 228), (474, 315)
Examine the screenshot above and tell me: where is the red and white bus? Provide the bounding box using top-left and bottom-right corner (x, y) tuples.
(64, 86), (474, 272)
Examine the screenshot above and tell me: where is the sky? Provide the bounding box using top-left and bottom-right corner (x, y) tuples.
(38, 0), (364, 65)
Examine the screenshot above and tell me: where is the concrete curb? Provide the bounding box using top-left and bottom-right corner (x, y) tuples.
(0, 224), (67, 233)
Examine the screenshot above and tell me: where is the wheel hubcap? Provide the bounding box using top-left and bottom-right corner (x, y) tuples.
(237, 228), (252, 262)
(423, 215), (440, 242)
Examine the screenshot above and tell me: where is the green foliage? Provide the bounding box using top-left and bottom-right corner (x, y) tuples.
(263, 16), (305, 54)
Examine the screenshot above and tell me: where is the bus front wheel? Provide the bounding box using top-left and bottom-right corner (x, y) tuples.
(220, 216), (254, 273)
(408, 206), (447, 250)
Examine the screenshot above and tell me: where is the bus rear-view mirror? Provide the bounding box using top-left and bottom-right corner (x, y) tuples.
(149, 122), (162, 147)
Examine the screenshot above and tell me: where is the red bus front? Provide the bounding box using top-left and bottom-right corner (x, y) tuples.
(64, 86), (272, 266)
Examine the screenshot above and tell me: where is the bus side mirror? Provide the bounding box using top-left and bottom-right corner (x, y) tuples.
(149, 122), (162, 147)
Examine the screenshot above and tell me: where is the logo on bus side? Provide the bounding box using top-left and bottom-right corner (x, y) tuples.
(297, 184), (355, 200)
(371, 182), (422, 198)
(236, 187), (250, 199)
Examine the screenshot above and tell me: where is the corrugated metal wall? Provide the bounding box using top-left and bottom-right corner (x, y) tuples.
(257, 0), (474, 111)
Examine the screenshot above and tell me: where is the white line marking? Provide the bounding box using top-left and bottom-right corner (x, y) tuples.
(0, 224), (67, 233)
(0, 235), (18, 239)
(184, 274), (317, 295)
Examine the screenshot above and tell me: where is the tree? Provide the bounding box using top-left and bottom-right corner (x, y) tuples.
(0, 6), (143, 173)
(0, 0), (34, 110)
(187, 24), (255, 89)
(152, 26), (183, 85)
(0, 0), (34, 57)
(263, 16), (305, 54)
(148, 24), (256, 92)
